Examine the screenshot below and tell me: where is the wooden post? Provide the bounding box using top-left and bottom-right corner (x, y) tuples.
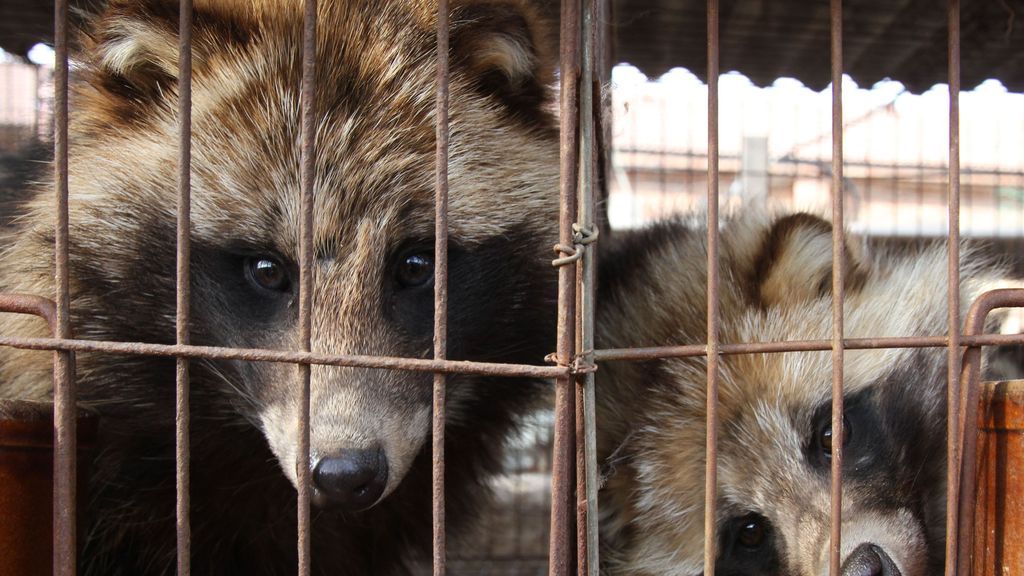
(973, 380), (1024, 575)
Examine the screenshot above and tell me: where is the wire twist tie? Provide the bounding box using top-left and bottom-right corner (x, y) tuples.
(570, 351), (598, 375)
(552, 224), (599, 267)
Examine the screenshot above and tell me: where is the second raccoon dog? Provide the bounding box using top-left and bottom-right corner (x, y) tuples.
(595, 213), (1005, 576)
(0, 0), (558, 574)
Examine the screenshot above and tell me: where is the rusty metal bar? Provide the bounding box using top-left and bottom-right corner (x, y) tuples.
(51, 0), (76, 573)
(175, 0), (193, 574)
(4, 326), (1022, 372)
(574, 376), (586, 573)
(432, 0), (450, 572)
(0, 295), (57, 333)
(0, 300), (59, 335)
(549, 0), (580, 572)
(944, 0), (962, 573)
(956, 289), (1024, 574)
(828, 1), (845, 573)
(0, 333), (568, 378)
(297, 1), (317, 574)
(594, 0), (612, 243)
(704, 0), (720, 571)
(593, 334), (1024, 362)
(953, 334), (1024, 347)
(577, 0), (599, 572)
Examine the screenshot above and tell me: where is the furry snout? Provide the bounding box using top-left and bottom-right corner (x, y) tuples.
(815, 509), (927, 576)
(841, 543), (902, 576)
(256, 384), (432, 508)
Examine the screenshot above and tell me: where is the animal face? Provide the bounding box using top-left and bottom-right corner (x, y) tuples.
(624, 343), (947, 576)
(4, 0), (558, 511)
(598, 213), (1004, 575)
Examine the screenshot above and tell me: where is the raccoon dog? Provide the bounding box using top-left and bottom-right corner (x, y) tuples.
(595, 212), (1006, 575)
(0, 0), (558, 573)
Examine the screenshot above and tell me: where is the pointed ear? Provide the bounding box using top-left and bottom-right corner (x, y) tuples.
(752, 213), (867, 308)
(80, 0), (252, 106)
(450, 0), (556, 125)
(81, 0), (183, 102)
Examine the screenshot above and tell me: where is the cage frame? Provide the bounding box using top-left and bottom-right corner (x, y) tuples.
(0, 0), (1021, 575)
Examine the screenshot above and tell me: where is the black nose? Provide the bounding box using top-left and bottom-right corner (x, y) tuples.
(841, 543), (902, 576)
(312, 448), (388, 511)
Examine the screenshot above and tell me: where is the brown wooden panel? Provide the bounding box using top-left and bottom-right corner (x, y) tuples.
(973, 380), (1024, 576)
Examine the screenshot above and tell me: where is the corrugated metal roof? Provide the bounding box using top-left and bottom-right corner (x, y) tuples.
(612, 0), (1024, 92)
(1, 0), (1022, 93)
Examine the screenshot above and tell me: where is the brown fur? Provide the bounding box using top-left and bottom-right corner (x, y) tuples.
(595, 211), (1008, 575)
(0, 1), (559, 574)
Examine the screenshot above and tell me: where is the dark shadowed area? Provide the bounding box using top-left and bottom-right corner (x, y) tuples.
(2, 0), (1023, 92)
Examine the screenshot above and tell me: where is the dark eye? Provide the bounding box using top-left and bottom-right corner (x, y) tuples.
(395, 252), (434, 288)
(727, 513), (771, 551)
(737, 516), (766, 549)
(819, 414), (852, 460)
(719, 513), (780, 572)
(245, 256), (290, 293)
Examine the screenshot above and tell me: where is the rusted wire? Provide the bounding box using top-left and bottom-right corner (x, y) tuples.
(593, 334), (1024, 362)
(175, 1), (193, 574)
(828, 1), (846, 573)
(703, 0), (720, 572)
(432, 0), (450, 572)
(577, 0), (600, 572)
(51, 0), (76, 573)
(297, 1), (317, 573)
(944, 1), (962, 574)
(3, 327), (1021, 368)
(552, 225), (598, 267)
(955, 290), (1024, 573)
(0, 295), (56, 333)
(0, 332), (568, 379)
(549, 0), (580, 572)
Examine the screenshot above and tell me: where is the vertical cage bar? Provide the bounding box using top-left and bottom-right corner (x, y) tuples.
(176, 0), (193, 574)
(595, 0), (612, 241)
(550, 0), (580, 573)
(575, 364), (587, 573)
(297, 1), (317, 574)
(828, 1), (846, 574)
(432, 0), (450, 573)
(944, 0), (962, 573)
(703, 0), (720, 572)
(577, 0), (599, 572)
(52, 0), (76, 574)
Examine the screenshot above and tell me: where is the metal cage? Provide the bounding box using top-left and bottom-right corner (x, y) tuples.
(0, 0), (1023, 575)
